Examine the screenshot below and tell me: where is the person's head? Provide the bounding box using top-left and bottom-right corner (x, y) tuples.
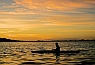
(55, 42), (58, 47)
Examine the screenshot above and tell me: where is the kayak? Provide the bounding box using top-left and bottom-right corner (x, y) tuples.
(31, 50), (80, 54)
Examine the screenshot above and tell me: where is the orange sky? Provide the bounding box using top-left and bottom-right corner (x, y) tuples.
(0, 0), (95, 40)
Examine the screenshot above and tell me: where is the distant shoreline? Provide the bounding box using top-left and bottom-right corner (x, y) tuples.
(1, 40), (95, 42)
(0, 38), (95, 42)
(14, 40), (95, 42)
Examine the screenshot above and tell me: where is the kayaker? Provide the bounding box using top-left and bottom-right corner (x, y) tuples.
(55, 42), (60, 56)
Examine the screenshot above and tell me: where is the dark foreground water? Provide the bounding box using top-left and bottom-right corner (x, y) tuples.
(0, 41), (95, 65)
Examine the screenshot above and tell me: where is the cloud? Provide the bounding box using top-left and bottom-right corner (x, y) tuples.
(0, 18), (57, 30)
(0, 0), (95, 40)
(0, 19), (36, 29)
(14, 0), (95, 11)
(0, 9), (35, 15)
(41, 14), (95, 26)
(0, 0), (95, 14)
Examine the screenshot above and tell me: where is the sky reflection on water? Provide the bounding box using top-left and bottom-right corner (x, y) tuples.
(0, 42), (95, 65)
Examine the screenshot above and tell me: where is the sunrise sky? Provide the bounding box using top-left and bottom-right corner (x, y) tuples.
(0, 0), (95, 40)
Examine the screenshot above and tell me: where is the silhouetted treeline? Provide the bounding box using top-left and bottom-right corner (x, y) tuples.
(0, 38), (20, 42)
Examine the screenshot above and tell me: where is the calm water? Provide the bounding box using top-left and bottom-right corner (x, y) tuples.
(0, 41), (95, 65)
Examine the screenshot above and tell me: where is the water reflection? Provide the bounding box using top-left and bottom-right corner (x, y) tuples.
(0, 42), (95, 65)
(55, 55), (60, 64)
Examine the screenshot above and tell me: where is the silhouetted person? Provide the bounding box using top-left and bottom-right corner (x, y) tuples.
(55, 42), (60, 56)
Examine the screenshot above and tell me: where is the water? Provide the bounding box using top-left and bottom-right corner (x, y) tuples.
(0, 41), (95, 65)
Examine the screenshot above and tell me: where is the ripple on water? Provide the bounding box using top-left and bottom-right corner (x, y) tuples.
(20, 62), (46, 65)
(0, 61), (14, 65)
(0, 42), (95, 65)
